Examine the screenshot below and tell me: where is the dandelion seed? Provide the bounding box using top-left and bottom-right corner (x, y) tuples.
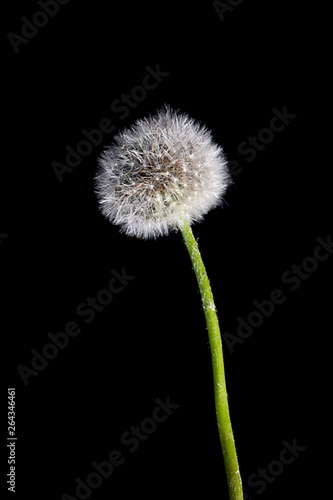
(94, 106), (230, 239)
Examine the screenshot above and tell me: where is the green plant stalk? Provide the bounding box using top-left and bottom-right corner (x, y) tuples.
(180, 221), (243, 500)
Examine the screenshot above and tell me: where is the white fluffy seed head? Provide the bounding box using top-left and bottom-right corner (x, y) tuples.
(95, 106), (230, 239)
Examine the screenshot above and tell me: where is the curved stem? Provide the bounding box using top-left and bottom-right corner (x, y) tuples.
(180, 221), (243, 500)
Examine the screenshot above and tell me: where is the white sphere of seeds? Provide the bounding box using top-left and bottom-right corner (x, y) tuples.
(95, 106), (230, 239)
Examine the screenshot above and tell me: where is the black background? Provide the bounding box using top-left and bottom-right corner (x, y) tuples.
(2, 1), (331, 499)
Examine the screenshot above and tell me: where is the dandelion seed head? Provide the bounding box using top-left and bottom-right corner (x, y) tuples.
(95, 106), (230, 239)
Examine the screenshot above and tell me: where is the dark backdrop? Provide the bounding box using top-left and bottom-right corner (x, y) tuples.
(2, 1), (331, 499)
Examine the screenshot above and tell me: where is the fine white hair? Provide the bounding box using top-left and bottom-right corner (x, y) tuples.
(95, 106), (230, 239)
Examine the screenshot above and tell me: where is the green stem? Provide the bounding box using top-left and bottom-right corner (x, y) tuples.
(180, 221), (243, 500)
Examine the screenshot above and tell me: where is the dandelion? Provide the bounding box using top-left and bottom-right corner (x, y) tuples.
(95, 106), (230, 239)
(95, 106), (243, 500)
